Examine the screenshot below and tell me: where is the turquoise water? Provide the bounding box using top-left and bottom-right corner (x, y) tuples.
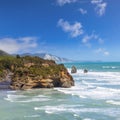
(0, 62), (120, 120)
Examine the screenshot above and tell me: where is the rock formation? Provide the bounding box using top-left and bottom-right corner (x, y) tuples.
(0, 56), (74, 90)
(84, 69), (88, 73)
(71, 66), (77, 73)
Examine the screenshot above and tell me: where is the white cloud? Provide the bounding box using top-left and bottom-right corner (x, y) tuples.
(0, 37), (38, 54)
(95, 48), (103, 53)
(82, 35), (92, 44)
(82, 35), (92, 47)
(91, 0), (103, 4)
(104, 51), (109, 56)
(58, 19), (83, 38)
(78, 8), (87, 15)
(82, 33), (104, 47)
(56, 0), (77, 6)
(98, 38), (104, 44)
(95, 48), (109, 56)
(91, 0), (107, 16)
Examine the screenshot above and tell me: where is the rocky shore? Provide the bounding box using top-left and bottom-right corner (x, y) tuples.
(0, 56), (74, 90)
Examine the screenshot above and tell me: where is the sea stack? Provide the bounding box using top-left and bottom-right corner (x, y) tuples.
(71, 66), (77, 73)
(84, 69), (88, 73)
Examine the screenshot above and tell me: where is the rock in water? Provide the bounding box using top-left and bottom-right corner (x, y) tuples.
(84, 69), (88, 73)
(71, 66), (77, 73)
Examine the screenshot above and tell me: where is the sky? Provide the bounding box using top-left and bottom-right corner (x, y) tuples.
(0, 0), (120, 61)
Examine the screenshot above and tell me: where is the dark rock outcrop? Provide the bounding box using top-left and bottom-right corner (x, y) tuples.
(84, 69), (88, 73)
(71, 66), (77, 73)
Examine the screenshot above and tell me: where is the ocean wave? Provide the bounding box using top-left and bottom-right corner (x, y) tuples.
(24, 115), (40, 118)
(4, 94), (51, 103)
(106, 100), (120, 105)
(55, 85), (120, 100)
(102, 66), (119, 69)
(83, 118), (94, 120)
(55, 68), (120, 100)
(34, 105), (120, 117)
(68, 68), (120, 79)
(7, 91), (17, 93)
(70, 70), (120, 86)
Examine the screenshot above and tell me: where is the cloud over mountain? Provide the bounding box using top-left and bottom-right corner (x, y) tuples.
(0, 37), (38, 54)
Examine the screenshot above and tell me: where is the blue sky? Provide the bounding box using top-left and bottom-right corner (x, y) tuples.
(0, 0), (120, 61)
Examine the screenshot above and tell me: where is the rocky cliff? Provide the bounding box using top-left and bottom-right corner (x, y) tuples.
(20, 53), (72, 63)
(0, 56), (74, 90)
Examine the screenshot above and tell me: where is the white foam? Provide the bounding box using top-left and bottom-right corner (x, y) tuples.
(4, 94), (27, 102)
(18, 98), (51, 103)
(34, 105), (120, 116)
(79, 95), (87, 98)
(45, 110), (54, 114)
(7, 91), (17, 93)
(82, 80), (120, 86)
(59, 69), (120, 100)
(83, 118), (94, 120)
(4, 94), (51, 103)
(24, 115), (40, 118)
(106, 100), (120, 105)
(74, 114), (79, 117)
(102, 66), (119, 69)
(68, 68), (120, 84)
(55, 83), (120, 100)
(34, 104), (83, 112)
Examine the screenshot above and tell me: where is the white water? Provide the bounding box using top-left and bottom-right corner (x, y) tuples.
(54, 69), (120, 100)
(1, 63), (120, 120)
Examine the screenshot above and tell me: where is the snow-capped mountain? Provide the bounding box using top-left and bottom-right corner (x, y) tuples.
(43, 53), (71, 62)
(20, 53), (72, 63)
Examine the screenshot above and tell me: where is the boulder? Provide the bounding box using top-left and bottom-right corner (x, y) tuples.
(84, 69), (88, 73)
(71, 66), (77, 73)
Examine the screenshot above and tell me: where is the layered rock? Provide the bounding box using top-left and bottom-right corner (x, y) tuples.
(10, 69), (74, 90)
(6, 56), (74, 90)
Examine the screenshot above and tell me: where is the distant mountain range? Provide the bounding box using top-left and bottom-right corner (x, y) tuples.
(0, 50), (10, 56)
(20, 53), (72, 63)
(0, 50), (72, 63)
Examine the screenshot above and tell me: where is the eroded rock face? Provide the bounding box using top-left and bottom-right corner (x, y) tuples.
(9, 56), (74, 90)
(10, 71), (74, 90)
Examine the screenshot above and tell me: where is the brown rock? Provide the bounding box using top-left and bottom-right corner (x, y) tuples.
(9, 57), (74, 90)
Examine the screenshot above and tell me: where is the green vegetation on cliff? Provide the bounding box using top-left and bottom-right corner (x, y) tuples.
(0, 56), (65, 79)
(0, 55), (74, 89)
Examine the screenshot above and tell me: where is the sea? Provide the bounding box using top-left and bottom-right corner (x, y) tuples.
(0, 62), (120, 120)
